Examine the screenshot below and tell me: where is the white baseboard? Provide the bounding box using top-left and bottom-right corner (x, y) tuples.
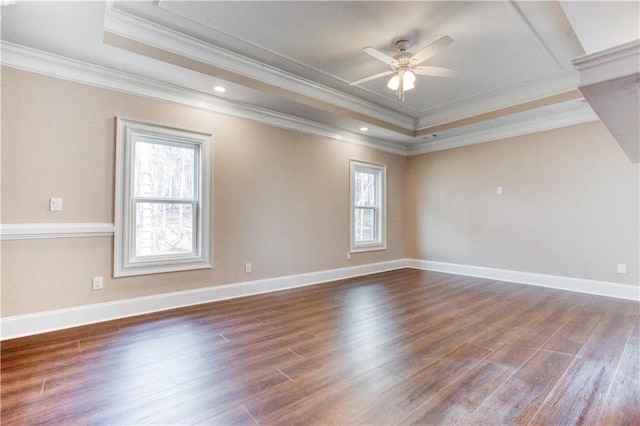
(0, 259), (406, 340)
(3, 258), (637, 340)
(407, 259), (640, 301)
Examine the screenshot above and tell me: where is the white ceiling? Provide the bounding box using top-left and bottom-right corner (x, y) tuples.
(560, 1), (639, 54)
(1, 1), (637, 154)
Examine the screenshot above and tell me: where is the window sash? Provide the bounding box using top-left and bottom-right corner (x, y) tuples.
(132, 135), (199, 200)
(354, 206), (377, 242)
(129, 137), (201, 261)
(354, 169), (378, 208)
(131, 199), (199, 260)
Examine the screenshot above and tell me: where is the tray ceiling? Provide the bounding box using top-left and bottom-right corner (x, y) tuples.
(1, 1), (635, 153)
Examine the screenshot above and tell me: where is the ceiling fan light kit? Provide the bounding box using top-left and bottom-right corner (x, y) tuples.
(387, 69), (416, 100)
(350, 36), (457, 101)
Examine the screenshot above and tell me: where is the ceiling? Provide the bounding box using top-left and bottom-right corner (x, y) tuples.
(1, 1), (638, 155)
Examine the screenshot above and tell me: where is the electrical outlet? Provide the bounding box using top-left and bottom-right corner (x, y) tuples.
(617, 264), (627, 274)
(245, 263), (252, 273)
(496, 186), (503, 195)
(92, 276), (103, 290)
(347, 252), (351, 260)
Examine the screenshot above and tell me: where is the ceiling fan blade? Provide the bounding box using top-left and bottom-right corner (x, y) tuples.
(412, 66), (458, 78)
(350, 70), (396, 86)
(409, 35), (454, 65)
(362, 47), (398, 65)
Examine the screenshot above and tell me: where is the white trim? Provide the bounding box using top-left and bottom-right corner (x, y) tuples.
(349, 160), (387, 253)
(0, 42), (408, 157)
(408, 101), (598, 155)
(2, 258), (637, 340)
(113, 118), (213, 277)
(415, 70), (579, 129)
(407, 259), (640, 301)
(1, 41), (597, 158)
(103, 4), (415, 132)
(573, 40), (640, 87)
(0, 259), (407, 340)
(0, 223), (114, 240)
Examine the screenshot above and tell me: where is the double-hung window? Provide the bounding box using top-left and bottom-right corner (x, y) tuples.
(114, 118), (212, 277)
(350, 160), (387, 252)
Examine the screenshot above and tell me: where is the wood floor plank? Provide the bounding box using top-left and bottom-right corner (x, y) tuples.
(382, 342), (493, 413)
(542, 309), (604, 354)
(398, 359), (515, 425)
(597, 317), (640, 425)
(202, 403), (259, 425)
(468, 349), (575, 425)
(529, 311), (638, 425)
(1, 269), (637, 425)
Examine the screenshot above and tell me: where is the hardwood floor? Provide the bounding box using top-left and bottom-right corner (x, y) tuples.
(2, 268), (638, 425)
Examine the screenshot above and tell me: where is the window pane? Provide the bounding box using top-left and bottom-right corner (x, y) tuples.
(134, 141), (195, 199)
(355, 170), (377, 207)
(135, 202), (194, 257)
(355, 207), (376, 242)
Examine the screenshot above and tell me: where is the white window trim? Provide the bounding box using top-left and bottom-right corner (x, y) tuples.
(114, 117), (213, 277)
(350, 159), (387, 253)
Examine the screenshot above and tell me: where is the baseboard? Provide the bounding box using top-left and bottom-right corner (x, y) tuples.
(0, 259), (406, 340)
(407, 259), (639, 301)
(3, 258), (637, 340)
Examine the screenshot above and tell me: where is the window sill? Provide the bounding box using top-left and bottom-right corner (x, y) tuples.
(350, 244), (387, 253)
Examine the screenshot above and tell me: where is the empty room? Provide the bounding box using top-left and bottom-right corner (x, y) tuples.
(1, 1), (638, 424)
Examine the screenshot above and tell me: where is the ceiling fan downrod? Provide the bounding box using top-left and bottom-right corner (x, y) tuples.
(397, 69), (406, 101)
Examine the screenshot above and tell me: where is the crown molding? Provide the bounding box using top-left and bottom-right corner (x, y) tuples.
(408, 100), (598, 155)
(572, 39), (640, 87)
(415, 90), (583, 138)
(2, 41), (599, 159)
(1, 42), (408, 156)
(573, 41), (640, 164)
(103, 4), (415, 132)
(416, 69), (579, 130)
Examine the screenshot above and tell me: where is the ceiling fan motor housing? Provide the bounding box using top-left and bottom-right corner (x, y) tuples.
(393, 53), (412, 67)
(393, 40), (413, 69)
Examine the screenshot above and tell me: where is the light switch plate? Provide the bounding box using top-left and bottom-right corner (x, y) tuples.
(50, 197), (62, 211)
(92, 276), (103, 290)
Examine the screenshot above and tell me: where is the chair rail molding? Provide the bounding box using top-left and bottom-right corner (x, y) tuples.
(0, 223), (115, 240)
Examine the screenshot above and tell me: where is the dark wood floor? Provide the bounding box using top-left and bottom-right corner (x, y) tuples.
(2, 268), (638, 425)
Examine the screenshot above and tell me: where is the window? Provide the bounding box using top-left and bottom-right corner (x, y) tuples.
(114, 118), (212, 277)
(350, 160), (386, 252)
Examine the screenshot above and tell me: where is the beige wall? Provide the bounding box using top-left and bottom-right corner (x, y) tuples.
(3, 67), (638, 319)
(407, 122), (639, 286)
(1, 68), (407, 316)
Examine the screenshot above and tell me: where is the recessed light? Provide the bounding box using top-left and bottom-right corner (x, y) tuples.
(360, 127), (368, 131)
(213, 86), (226, 93)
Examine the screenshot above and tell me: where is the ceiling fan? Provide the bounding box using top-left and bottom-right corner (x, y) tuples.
(350, 36), (457, 101)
